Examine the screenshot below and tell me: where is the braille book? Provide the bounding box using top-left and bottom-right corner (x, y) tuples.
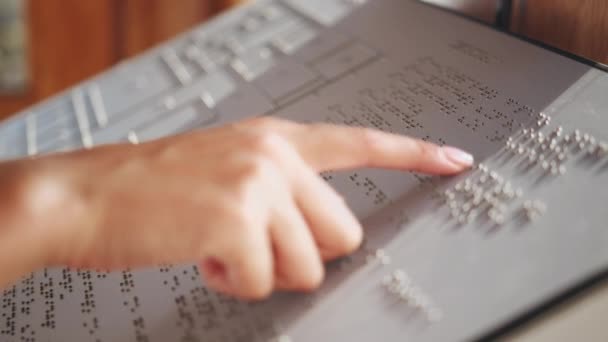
(1, 1), (607, 341)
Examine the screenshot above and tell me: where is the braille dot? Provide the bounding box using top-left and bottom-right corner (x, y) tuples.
(583, 133), (590, 142)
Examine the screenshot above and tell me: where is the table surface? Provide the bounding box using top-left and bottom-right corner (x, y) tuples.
(504, 280), (608, 341)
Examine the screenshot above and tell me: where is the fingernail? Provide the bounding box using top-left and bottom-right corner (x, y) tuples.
(442, 146), (474, 167)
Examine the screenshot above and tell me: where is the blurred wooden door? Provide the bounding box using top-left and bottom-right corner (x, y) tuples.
(0, 0), (237, 120)
(1, 0), (605, 120)
(512, 0), (608, 65)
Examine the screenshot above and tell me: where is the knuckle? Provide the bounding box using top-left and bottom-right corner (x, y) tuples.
(226, 157), (276, 227)
(240, 154), (273, 179)
(406, 140), (442, 173)
(357, 128), (383, 157)
(414, 140), (439, 161)
(245, 131), (284, 157)
(226, 202), (254, 229)
(221, 193), (259, 235)
(231, 157), (274, 203)
(338, 226), (364, 254)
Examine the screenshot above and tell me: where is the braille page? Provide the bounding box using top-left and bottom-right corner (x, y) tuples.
(2, 1), (608, 341)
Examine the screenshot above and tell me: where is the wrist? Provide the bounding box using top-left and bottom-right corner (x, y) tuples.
(0, 158), (88, 270)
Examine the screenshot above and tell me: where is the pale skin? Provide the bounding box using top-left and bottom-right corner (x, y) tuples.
(0, 117), (473, 299)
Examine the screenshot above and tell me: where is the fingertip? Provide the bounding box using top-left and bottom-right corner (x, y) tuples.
(229, 263), (274, 300)
(200, 257), (273, 299)
(309, 196), (363, 261)
(441, 146), (474, 171)
(294, 263), (325, 292)
(238, 279), (274, 300)
(339, 221), (364, 255)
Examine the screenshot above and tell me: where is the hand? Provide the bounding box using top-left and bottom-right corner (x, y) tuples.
(3, 117), (473, 299)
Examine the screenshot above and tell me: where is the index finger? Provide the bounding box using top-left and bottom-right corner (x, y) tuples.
(252, 119), (474, 173)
